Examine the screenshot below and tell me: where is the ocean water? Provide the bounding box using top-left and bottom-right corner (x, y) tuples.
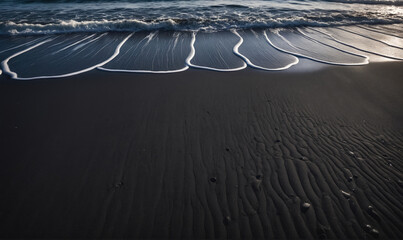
(1, 0), (403, 34)
(0, 0), (402, 79)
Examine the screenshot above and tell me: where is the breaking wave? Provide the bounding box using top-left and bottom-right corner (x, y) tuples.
(0, 0), (402, 35)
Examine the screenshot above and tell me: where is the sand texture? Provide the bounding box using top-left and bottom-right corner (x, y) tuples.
(0, 62), (402, 239)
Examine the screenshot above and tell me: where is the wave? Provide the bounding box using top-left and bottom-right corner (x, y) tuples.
(321, 0), (403, 6)
(1, 0), (402, 35)
(4, 0), (403, 5)
(1, 17), (402, 35)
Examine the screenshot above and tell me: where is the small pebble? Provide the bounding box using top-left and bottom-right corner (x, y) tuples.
(223, 216), (231, 225)
(210, 177), (217, 183)
(225, 148), (230, 152)
(341, 190), (351, 199)
(364, 224), (373, 232)
(348, 151), (355, 156)
(370, 228), (379, 238)
(301, 202), (311, 212)
(275, 139), (281, 143)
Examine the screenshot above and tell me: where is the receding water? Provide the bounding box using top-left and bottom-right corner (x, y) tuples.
(0, 0), (402, 79)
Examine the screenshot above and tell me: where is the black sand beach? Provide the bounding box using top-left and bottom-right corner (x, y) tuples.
(0, 61), (402, 238)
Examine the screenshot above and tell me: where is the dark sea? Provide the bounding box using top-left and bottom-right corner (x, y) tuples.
(1, 0), (402, 35)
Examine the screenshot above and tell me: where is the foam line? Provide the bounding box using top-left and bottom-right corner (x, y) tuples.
(0, 37), (46, 54)
(309, 28), (403, 61)
(296, 28), (369, 64)
(98, 32), (190, 74)
(52, 34), (96, 54)
(336, 27), (403, 49)
(1, 38), (54, 79)
(98, 66), (189, 74)
(2, 33), (133, 80)
(359, 25), (403, 39)
(264, 30), (368, 66)
(232, 30), (299, 71)
(73, 33), (107, 51)
(186, 31), (247, 72)
(144, 31), (157, 46)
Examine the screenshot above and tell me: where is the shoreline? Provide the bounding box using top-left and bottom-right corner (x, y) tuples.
(1, 24), (402, 80)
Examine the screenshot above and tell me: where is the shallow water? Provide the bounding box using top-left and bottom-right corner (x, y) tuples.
(189, 31), (246, 71)
(235, 30), (299, 71)
(101, 31), (192, 73)
(1, 24), (403, 79)
(0, 0), (402, 79)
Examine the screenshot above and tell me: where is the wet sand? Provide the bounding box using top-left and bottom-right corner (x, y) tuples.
(0, 62), (402, 238)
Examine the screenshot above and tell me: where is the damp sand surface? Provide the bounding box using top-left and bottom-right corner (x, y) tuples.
(0, 62), (402, 238)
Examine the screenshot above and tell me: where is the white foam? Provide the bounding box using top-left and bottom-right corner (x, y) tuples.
(297, 28), (369, 64)
(186, 31), (247, 72)
(73, 33), (107, 51)
(0, 37), (46, 54)
(3, 19), (178, 35)
(98, 32), (190, 74)
(232, 30), (299, 71)
(359, 26), (403, 39)
(310, 28), (403, 61)
(98, 66), (189, 74)
(52, 34), (96, 54)
(2, 33), (133, 80)
(265, 30), (369, 66)
(144, 32), (157, 45)
(172, 32), (180, 49)
(1, 38), (54, 79)
(336, 27), (403, 49)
